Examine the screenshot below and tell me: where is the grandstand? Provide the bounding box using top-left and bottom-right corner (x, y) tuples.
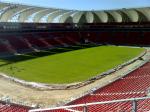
(0, 1), (150, 112)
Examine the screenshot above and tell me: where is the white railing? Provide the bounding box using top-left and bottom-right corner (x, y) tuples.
(29, 96), (150, 112)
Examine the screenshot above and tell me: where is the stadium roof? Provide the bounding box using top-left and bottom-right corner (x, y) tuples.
(0, 2), (150, 23)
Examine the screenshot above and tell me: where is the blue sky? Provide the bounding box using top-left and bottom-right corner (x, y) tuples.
(1, 0), (150, 10)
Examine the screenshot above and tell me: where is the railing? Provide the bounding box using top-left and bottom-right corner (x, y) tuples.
(29, 96), (150, 112)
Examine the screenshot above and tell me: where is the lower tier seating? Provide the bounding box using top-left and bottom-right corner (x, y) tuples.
(0, 101), (31, 112)
(0, 32), (81, 55)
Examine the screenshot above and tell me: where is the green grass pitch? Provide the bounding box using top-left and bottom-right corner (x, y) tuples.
(0, 45), (144, 84)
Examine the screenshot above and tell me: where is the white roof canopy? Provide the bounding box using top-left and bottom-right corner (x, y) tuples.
(0, 2), (149, 23)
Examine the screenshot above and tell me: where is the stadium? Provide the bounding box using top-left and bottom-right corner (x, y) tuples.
(0, 0), (150, 112)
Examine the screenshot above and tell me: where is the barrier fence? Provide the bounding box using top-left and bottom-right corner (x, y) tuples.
(29, 96), (150, 112)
